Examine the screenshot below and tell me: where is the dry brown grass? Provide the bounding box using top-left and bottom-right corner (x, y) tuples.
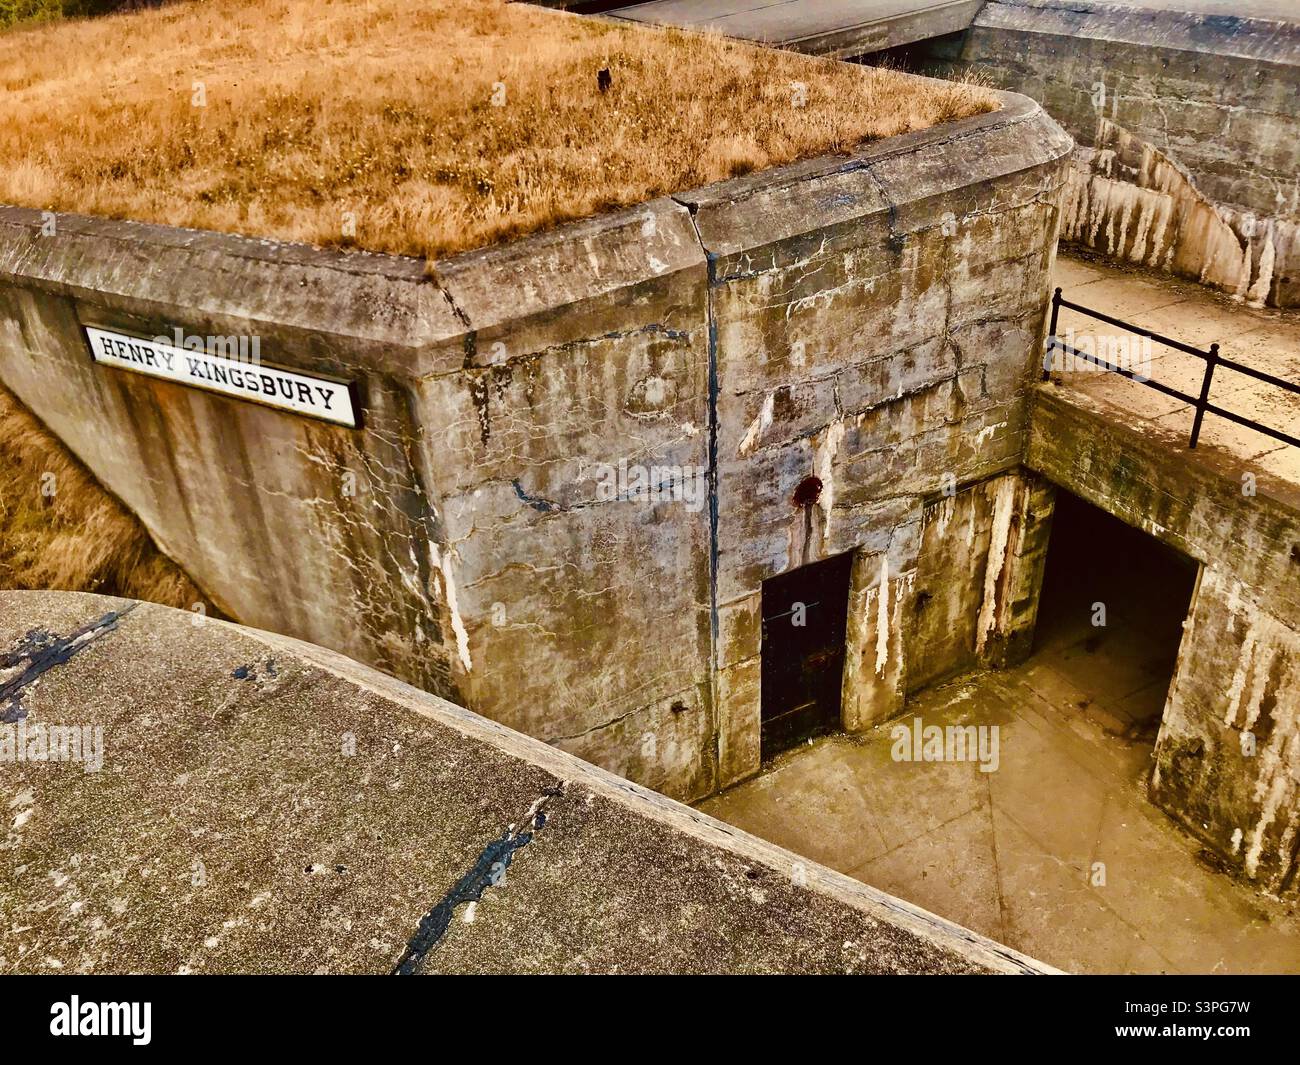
(0, 0), (998, 260)
(0, 384), (215, 610)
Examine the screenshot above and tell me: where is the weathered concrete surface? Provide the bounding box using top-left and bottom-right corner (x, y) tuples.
(415, 202), (714, 801)
(908, 469), (1054, 692)
(609, 0), (983, 58)
(0, 90), (1071, 803)
(915, 0), (1300, 306)
(0, 197), (715, 799)
(0, 590), (1051, 974)
(684, 92), (1072, 783)
(0, 219), (464, 700)
(1027, 386), (1300, 894)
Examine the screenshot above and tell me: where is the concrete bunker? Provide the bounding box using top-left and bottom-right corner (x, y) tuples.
(0, 79), (1074, 806)
(3, 0), (1299, 977)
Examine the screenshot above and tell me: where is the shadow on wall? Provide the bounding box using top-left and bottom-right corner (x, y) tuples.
(1034, 487), (1199, 740)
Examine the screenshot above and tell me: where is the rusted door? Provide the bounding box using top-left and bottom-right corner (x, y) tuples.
(760, 551), (854, 758)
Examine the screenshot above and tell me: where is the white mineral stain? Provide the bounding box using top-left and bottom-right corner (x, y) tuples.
(930, 495), (956, 540)
(738, 393), (774, 456)
(874, 555), (890, 678)
(1061, 120), (1295, 308)
(429, 543), (473, 673)
(975, 477), (1016, 655)
(817, 419), (845, 542)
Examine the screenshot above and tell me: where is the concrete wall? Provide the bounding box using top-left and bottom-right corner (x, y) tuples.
(907, 469), (1055, 693)
(681, 97), (1071, 785)
(917, 0), (1300, 307)
(1029, 386), (1300, 895)
(0, 91), (1072, 803)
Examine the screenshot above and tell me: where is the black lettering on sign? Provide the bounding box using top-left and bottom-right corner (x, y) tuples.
(83, 324), (359, 428)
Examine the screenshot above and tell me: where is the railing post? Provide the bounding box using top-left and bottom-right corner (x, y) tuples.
(1043, 287), (1062, 380)
(1189, 342), (1219, 449)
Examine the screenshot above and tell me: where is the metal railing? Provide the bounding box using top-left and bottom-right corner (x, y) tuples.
(1042, 287), (1300, 451)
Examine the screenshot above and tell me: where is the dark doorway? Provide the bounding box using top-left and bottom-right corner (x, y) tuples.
(1035, 490), (1199, 736)
(760, 551), (855, 758)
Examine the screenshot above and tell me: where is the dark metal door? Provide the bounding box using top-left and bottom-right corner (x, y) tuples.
(760, 551), (854, 758)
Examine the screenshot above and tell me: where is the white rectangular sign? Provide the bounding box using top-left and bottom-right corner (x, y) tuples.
(84, 325), (359, 428)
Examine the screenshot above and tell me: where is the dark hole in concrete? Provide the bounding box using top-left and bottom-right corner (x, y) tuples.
(791, 475), (823, 508)
(1035, 489), (1199, 738)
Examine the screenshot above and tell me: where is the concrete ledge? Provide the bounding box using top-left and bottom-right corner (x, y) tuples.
(974, 0), (1300, 64)
(0, 590), (1052, 974)
(612, 0), (986, 59)
(677, 90), (1067, 259)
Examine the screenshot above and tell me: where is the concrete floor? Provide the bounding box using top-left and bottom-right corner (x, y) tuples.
(699, 499), (1300, 972)
(701, 676), (1300, 974)
(1051, 253), (1300, 485)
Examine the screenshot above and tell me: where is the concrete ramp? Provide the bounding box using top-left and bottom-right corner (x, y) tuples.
(608, 0), (983, 57)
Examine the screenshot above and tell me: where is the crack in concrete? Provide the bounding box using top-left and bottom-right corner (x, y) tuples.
(0, 605), (136, 723)
(511, 479), (560, 513)
(418, 321), (693, 384)
(392, 788), (562, 975)
(547, 702), (645, 745)
(677, 199), (725, 788)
